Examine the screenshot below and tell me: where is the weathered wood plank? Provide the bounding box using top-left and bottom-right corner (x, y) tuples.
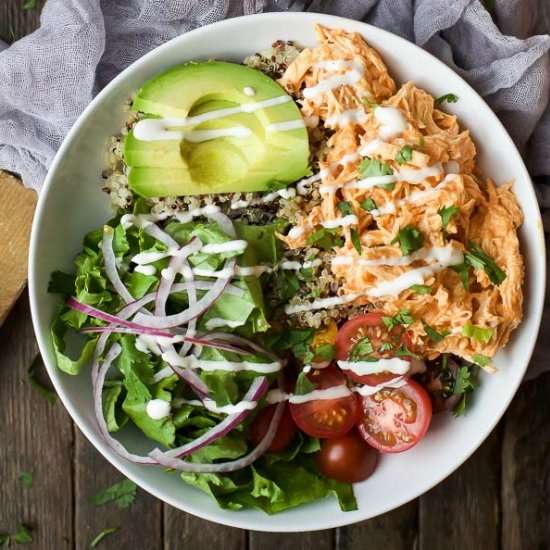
(0, 0), (42, 44)
(501, 372), (550, 549)
(419, 427), (501, 550)
(336, 502), (417, 550)
(250, 530), (334, 550)
(0, 294), (74, 548)
(74, 432), (163, 549)
(164, 506), (246, 550)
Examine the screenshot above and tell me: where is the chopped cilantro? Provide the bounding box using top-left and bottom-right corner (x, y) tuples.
(295, 371), (318, 395)
(91, 479), (137, 509)
(91, 527), (119, 548)
(462, 323), (494, 344)
(359, 158), (394, 179)
(422, 322), (450, 344)
(409, 284), (432, 295)
(450, 263), (470, 290)
(315, 344), (336, 361)
(472, 354), (492, 367)
(391, 225), (424, 255)
(265, 328), (315, 360)
(465, 242), (506, 285)
(452, 364), (480, 416)
(438, 205), (460, 240)
(393, 343), (422, 359)
(306, 227), (344, 251)
(395, 145), (413, 164)
(18, 472), (33, 489)
(27, 354), (57, 404)
(350, 228), (362, 255)
(337, 201), (353, 216)
(360, 198), (377, 212)
(349, 336), (374, 361)
(435, 93), (459, 104)
(382, 309), (414, 332)
(379, 342), (394, 352)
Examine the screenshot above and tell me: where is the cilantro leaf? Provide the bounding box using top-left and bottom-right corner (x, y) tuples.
(359, 158), (394, 180)
(265, 328), (314, 360)
(435, 93), (459, 104)
(91, 479), (137, 509)
(462, 322), (494, 344)
(10, 525), (32, 544)
(350, 228), (362, 255)
(91, 527), (119, 548)
(349, 336), (374, 361)
(465, 242), (506, 285)
(379, 342), (394, 352)
(422, 322), (450, 344)
(382, 309), (414, 332)
(306, 227), (344, 251)
(395, 145), (413, 164)
(19, 472), (33, 489)
(393, 343), (422, 359)
(391, 225), (424, 255)
(409, 284), (432, 295)
(472, 354), (492, 367)
(360, 198), (377, 212)
(27, 354), (57, 404)
(295, 371), (318, 395)
(315, 344), (336, 361)
(438, 205), (460, 240)
(452, 364), (480, 416)
(450, 263), (470, 290)
(337, 201), (353, 216)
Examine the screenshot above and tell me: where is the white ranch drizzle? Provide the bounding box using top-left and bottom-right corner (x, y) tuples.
(303, 59), (365, 99)
(243, 86), (256, 96)
(161, 350), (282, 374)
(325, 108), (368, 127)
(175, 204), (221, 223)
(133, 94), (293, 141)
(359, 139), (384, 156)
(345, 163), (443, 191)
(133, 120), (252, 142)
(353, 377), (408, 396)
(285, 292), (362, 314)
(321, 214), (358, 229)
(337, 358), (410, 376)
(202, 399), (257, 415)
(134, 264), (157, 276)
(279, 259), (322, 271)
(146, 399), (171, 420)
(204, 318), (245, 331)
(120, 212), (168, 229)
(230, 187), (296, 210)
(374, 106), (408, 140)
(319, 183), (341, 195)
(200, 240), (248, 254)
(266, 120), (306, 132)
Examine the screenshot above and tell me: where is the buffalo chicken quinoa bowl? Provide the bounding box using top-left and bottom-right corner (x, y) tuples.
(30, 16), (542, 526)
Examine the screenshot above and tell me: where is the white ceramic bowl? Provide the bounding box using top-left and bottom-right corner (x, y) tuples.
(29, 12), (546, 532)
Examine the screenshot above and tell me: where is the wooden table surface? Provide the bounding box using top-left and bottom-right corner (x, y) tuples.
(1, 4), (550, 549)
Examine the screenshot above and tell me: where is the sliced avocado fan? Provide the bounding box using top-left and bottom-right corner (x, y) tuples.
(124, 61), (310, 197)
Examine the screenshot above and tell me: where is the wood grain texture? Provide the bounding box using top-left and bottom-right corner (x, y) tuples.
(249, 529), (334, 550)
(164, 506), (246, 550)
(419, 427), (501, 550)
(0, 0), (42, 43)
(74, 432), (162, 550)
(501, 372), (550, 550)
(0, 294), (74, 548)
(336, 502), (418, 550)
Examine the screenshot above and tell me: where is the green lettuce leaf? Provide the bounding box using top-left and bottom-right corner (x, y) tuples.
(51, 317), (98, 375)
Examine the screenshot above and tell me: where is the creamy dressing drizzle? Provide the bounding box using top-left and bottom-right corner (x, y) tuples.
(303, 59), (365, 99)
(204, 318), (245, 330)
(230, 187), (296, 210)
(266, 120), (305, 132)
(133, 95), (293, 141)
(133, 119), (252, 142)
(337, 358), (410, 376)
(243, 86), (256, 96)
(175, 204), (221, 223)
(134, 264), (157, 276)
(146, 399), (171, 420)
(202, 399), (257, 415)
(374, 107), (408, 140)
(321, 214), (358, 229)
(201, 240), (248, 254)
(325, 108), (368, 127)
(161, 350), (282, 374)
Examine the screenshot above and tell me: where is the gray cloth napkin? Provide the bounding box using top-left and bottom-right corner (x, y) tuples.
(1, 0), (550, 192)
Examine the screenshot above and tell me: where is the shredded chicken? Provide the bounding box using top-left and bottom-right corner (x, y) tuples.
(277, 24), (524, 365)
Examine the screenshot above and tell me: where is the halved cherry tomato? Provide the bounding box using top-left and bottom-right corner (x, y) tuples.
(248, 403), (297, 453)
(317, 429), (379, 483)
(290, 366), (359, 439)
(336, 313), (413, 386)
(357, 379), (432, 453)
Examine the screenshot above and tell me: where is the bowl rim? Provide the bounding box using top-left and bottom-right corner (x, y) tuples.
(28, 11), (546, 532)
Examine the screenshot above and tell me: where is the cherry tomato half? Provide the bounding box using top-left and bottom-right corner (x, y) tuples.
(248, 403), (297, 453)
(317, 429), (379, 483)
(357, 379), (432, 453)
(290, 366), (359, 439)
(336, 313), (414, 386)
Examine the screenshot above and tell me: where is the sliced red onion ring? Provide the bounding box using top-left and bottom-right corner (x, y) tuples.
(207, 210), (236, 238)
(178, 258), (197, 357)
(68, 297), (148, 330)
(163, 375), (268, 459)
(149, 399), (285, 473)
(155, 237), (202, 316)
(94, 343), (156, 465)
(164, 359), (210, 398)
(202, 332), (279, 361)
(133, 258), (236, 329)
(102, 225), (134, 304)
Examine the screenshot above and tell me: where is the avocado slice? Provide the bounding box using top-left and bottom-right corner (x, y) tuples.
(124, 61), (310, 197)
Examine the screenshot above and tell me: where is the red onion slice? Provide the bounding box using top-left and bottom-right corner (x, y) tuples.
(163, 375), (268, 459)
(133, 258), (236, 329)
(149, 399), (285, 473)
(202, 332), (279, 362)
(102, 225), (134, 305)
(178, 259), (197, 357)
(93, 343), (156, 465)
